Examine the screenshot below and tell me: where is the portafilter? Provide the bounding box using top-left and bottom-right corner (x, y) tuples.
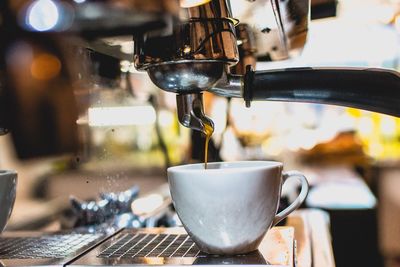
(135, 0), (400, 136)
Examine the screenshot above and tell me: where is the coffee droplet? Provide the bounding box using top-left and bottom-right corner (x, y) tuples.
(204, 122), (214, 169)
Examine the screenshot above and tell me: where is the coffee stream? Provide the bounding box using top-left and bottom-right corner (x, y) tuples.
(203, 122), (214, 169)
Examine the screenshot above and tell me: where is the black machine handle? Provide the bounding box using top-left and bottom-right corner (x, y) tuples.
(244, 67), (400, 117)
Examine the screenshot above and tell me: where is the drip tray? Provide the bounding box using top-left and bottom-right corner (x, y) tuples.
(0, 231), (108, 266)
(0, 234), (102, 259)
(71, 227), (295, 266)
(0, 227), (295, 266)
(97, 233), (201, 258)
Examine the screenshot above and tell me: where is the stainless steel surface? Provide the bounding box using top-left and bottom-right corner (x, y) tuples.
(211, 71), (243, 98)
(176, 93), (214, 135)
(0, 231), (108, 266)
(96, 233), (200, 258)
(134, 0), (239, 93)
(134, 18), (238, 72)
(208, 24), (255, 98)
(185, 0), (236, 23)
(134, 0), (239, 133)
(235, 24), (257, 56)
(230, 0), (310, 60)
(147, 61), (225, 93)
(71, 227), (295, 266)
(0, 211), (333, 267)
(0, 234), (101, 259)
(132, 0), (313, 134)
(231, 24), (257, 75)
(270, 0), (310, 57)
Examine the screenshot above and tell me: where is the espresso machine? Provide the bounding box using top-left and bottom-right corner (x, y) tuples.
(0, 0), (397, 266)
(133, 0), (400, 137)
(1, 0), (399, 158)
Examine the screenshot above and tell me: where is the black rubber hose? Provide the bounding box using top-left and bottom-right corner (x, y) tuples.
(244, 67), (400, 117)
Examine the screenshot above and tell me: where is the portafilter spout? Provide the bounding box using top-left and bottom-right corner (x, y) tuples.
(176, 93), (214, 135)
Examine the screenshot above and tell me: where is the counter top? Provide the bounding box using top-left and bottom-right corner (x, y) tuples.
(287, 209), (335, 267)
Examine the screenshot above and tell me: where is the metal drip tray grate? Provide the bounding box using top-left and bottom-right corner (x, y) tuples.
(97, 233), (201, 258)
(72, 227), (295, 266)
(0, 234), (102, 259)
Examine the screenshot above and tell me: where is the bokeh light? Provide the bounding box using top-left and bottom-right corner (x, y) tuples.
(27, 0), (59, 31)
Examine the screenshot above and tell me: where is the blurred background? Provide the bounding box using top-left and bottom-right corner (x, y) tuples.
(0, 0), (400, 266)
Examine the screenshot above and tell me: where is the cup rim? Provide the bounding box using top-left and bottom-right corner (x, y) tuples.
(168, 161), (283, 173)
(0, 170), (17, 176)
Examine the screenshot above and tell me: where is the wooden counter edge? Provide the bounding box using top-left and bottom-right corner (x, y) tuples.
(287, 209), (336, 267)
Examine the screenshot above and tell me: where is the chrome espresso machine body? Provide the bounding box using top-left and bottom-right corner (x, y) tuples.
(1, 0), (399, 158)
(134, 0), (400, 136)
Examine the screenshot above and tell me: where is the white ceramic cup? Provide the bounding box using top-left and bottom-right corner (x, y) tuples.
(168, 161), (309, 255)
(0, 170), (17, 233)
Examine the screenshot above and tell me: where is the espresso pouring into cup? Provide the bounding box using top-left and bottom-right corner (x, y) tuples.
(168, 161), (309, 255)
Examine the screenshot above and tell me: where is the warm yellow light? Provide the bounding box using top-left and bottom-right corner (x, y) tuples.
(395, 15), (400, 32)
(180, 0), (211, 8)
(30, 53), (61, 80)
(144, 258), (165, 265)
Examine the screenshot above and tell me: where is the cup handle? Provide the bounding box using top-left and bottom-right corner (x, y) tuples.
(273, 171), (309, 226)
